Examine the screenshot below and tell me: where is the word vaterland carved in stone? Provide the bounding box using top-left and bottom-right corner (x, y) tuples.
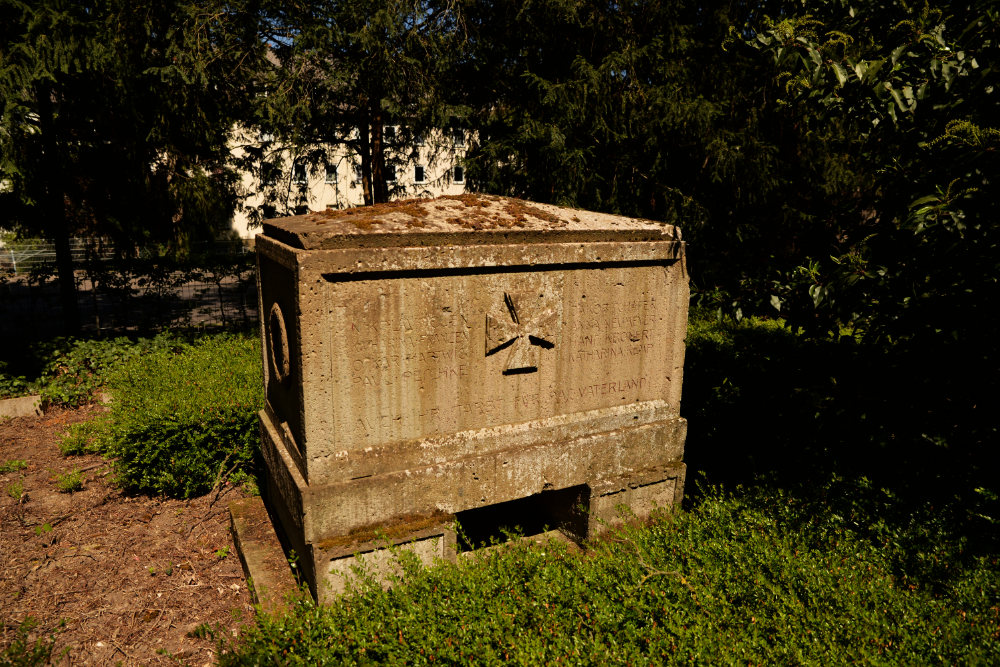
(253, 194), (689, 601)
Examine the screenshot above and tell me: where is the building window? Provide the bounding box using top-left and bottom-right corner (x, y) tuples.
(353, 165), (363, 184)
(262, 162), (278, 186)
(414, 133), (426, 147)
(451, 128), (465, 147)
(293, 162), (307, 185)
(325, 164), (337, 184)
(414, 165), (425, 183)
(386, 165), (397, 183)
(453, 166), (465, 183)
(383, 125), (397, 144)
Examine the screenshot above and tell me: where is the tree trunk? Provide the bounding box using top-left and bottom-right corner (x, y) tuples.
(358, 97), (390, 206)
(359, 106), (374, 206)
(36, 83), (80, 333)
(370, 102), (389, 204)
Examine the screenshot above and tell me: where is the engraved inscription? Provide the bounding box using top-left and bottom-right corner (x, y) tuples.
(328, 266), (668, 449)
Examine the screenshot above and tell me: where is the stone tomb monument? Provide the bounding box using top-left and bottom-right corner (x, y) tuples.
(255, 194), (688, 600)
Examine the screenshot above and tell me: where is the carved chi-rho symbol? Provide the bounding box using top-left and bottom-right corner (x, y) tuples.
(485, 291), (558, 375)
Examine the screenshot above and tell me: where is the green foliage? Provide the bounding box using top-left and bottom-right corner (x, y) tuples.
(0, 362), (36, 400)
(0, 617), (61, 667)
(57, 426), (92, 457)
(682, 309), (997, 527)
(85, 334), (263, 498)
(35, 337), (138, 407)
(0, 459), (27, 474)
(6, 481), (24, 501)
(214, 313), (999, 663)
(1, 334), (183, 408)
(218, 484), (999, 664)
(54, 469), (83, 493)
(739, 0), (1000, 345)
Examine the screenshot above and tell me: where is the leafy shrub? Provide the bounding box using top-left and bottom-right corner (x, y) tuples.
(34, 334), (184, 407)
(219, 484), (1000, 664)
(0, 361), (36, 399)
(89, 334), (262, 498)
(682, 308), (999, 540)
(54, 468), (83, 493)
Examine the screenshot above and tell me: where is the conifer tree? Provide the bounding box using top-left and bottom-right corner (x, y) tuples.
(249, 0), (463, 211)
(0, 0), (265, 331)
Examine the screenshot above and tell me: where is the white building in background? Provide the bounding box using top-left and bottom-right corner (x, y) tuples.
(229, 127), (468, 239)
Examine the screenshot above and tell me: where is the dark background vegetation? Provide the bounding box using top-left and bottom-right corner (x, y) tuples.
(2, 0), (998, 662)
(4, 0), (996, 528)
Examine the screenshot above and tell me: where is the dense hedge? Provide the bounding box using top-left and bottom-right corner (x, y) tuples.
(72, 334), (263, 498)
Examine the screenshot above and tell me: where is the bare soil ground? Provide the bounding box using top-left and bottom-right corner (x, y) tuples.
(0, 405), (254, 665)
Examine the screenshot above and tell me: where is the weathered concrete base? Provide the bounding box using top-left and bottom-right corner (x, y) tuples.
(260, 405), (686, 542)
(0, 395), (42, 419)
(229, 497), (302, 614)
(258, 405), (686, 601)
(588, 464), (685, 535)
(318, 519), (457, 601)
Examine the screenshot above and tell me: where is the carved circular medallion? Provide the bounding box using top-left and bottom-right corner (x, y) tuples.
(268, 302), (291, 384)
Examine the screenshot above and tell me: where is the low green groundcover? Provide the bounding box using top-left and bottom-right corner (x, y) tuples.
(65, 334), (262, 498)
(214, 484), (999, 664)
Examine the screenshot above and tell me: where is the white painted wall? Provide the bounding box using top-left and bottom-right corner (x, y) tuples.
(229, 128), (468, 239)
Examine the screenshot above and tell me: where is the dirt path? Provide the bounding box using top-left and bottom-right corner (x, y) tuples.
(0, 406), (254, 665)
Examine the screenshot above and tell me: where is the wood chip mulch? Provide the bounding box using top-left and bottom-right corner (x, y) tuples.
(1, 405), (255, 665)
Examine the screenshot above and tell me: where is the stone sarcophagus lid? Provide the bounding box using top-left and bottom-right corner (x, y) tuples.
(256, 194), (688, 600)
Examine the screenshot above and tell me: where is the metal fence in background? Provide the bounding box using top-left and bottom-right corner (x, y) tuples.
(0, 238), (251, 273)
(0, 239), (258, 341)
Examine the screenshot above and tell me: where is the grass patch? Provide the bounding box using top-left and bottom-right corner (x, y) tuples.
(0, 459), (28, 474)
(74, 333), (263, 498)
(216, 484), (999, 664)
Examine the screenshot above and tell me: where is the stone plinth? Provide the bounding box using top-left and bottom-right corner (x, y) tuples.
(255, 194), (689, 600)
